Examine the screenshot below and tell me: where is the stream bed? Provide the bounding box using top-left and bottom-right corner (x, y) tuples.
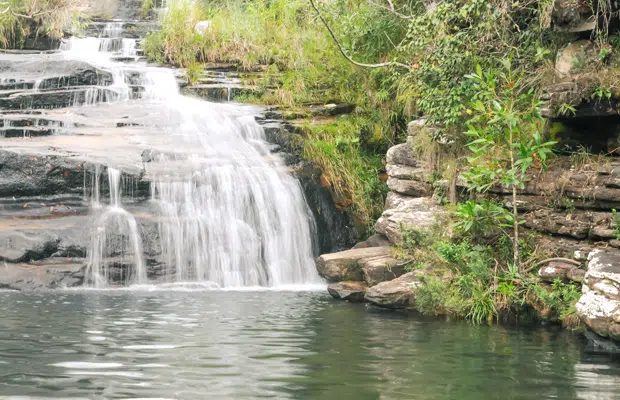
(1, 289), (619, 399)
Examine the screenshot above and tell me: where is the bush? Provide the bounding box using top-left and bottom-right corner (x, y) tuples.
(0, 0), (79, 48)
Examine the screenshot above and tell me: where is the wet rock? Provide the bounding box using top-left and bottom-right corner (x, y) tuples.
(386, 143), (418, 167)
(353, 234), (391, 249)
(0, 261), (84, 290)
(387, 177), (431, 197)
(375, 195), (447, 245)
(365, 272), (421, 309)
(316, 246), (393, 282)
(327, 281), (368, 302)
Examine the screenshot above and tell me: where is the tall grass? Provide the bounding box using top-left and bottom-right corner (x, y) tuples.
(0, 0), (78, 48)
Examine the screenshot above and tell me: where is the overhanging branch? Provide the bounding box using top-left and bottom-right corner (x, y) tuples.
(309, 0), (410, 70)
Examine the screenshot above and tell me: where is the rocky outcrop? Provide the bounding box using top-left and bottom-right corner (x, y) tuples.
(576, 249), (620, 341)
(327, 281), (368, 302)
(364, 272), (421, 309)
(375, 195), (446, 245)
(0, 260), (84, 290)
(316, 246), (402, 283)
(552, 0), (596, 32)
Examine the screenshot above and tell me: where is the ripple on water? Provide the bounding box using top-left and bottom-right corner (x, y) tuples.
(122, 344), (177, 350)
(51, 362), (124, 369)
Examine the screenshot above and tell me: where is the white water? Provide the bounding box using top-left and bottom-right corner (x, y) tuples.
(63, 23), (320, 288)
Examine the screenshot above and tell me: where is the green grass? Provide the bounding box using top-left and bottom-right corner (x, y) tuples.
(0, 0), (78, 49)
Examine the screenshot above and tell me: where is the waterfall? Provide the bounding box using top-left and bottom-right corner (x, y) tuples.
(65, 23), (320, 287)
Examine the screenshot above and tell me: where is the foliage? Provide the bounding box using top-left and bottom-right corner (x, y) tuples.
(184, 61), (202, 85)
(142, 0), (154, 19)
(301, 116), (389, 228)
(613, 209), (620, 240)
(398, 223), (578, 326)
(143, 0), (204, 67)
(0, 0), (79, 48)
(461, 62), (556, 268)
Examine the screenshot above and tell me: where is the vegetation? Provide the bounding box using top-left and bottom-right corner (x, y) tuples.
(399, 225), (582, 327)
(144, 0), (609, 325)
(0, 0), (79, 48)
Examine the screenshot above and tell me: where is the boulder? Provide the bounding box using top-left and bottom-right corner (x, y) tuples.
(387, 177), (431, 197)
(386, 164), (427, 181)
(362, 258), (406, 287)
(386, 143), (418, 167)
(327, 281), (368, 302)
(538, 261), (576, 282)
(555, 40), (596, 78)
(576, 249), (620, 342)
(316, 246), (393, 282)
(365, 272), (421, 309)
(375, 195), (447, 245)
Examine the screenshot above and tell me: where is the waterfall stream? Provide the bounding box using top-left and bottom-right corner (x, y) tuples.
(62, 22), (319, 288)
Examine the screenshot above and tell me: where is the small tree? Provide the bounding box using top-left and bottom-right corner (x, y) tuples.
(461, 60), (556, 271)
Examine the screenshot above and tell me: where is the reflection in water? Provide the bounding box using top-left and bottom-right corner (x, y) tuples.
(0, 290), (619, 399)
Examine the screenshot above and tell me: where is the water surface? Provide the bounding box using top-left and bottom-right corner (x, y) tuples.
(1, 289), (619, 399)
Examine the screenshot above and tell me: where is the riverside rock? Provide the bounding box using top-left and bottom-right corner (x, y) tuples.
(316, 246), (398, 283)
(375, 195), (446, 245)
(576, 249), (620, 341)
(327, 281), (368, 302)
(364, 272), (421, 309)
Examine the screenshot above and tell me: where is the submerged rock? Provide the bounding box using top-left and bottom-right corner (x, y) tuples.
(327, 281), (368, 302)
(364, 272), (421, 309)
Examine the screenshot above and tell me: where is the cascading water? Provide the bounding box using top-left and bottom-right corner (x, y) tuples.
(85, 166), (147, 288)
(63, 22), (320, 287)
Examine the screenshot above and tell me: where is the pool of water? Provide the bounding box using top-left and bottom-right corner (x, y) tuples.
(1, 289), (619, 399)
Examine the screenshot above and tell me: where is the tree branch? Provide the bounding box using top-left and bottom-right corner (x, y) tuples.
(369, 0), (413, 20)
(309, 0), (410, 70)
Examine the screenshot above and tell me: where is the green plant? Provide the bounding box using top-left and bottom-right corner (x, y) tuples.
(0, 0), (79, 48)
(467, 283), (497, 324)
(143, 0), (204, 67)
(185, 61), (202, 85)
(613, 209), (620, 240)
(453, 199), (510, 236)
(592, 86), (612, 101)
(142, 0), (154, 18)
(558, 103), (576, 117)
(462, 61), (556, 270)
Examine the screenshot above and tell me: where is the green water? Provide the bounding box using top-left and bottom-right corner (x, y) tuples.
(0, 289), (619, 399)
